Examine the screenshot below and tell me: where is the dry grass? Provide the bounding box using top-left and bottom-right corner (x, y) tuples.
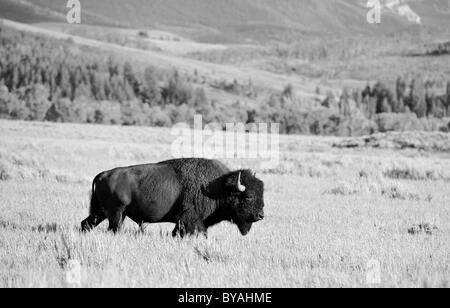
(334, 131), (450, 152)
(0, 120), (449, 288)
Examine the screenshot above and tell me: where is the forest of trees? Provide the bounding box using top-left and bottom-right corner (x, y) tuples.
(356, 79), (450, 119)
(0, 26), (449, 136)
(0, 26), (211, 126)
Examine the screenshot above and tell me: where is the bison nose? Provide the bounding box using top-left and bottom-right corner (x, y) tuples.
(256, 211), (264, 221)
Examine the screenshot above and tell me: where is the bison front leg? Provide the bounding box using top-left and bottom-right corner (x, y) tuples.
(138, 222), (146, 234)
(172, 217), (207, 238)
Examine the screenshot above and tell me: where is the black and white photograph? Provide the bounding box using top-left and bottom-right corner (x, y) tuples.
(0, 0), (449, 290)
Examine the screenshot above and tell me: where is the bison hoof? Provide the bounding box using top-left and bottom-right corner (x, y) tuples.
(81, 221), (92, 232)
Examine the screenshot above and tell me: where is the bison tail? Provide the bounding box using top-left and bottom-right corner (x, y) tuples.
(89, 173), (102, 216)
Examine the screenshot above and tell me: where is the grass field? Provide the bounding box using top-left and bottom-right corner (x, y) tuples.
(0, 119), (449, 287)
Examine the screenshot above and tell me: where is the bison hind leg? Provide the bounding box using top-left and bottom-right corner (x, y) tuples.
(105, 192), (132, 234)
(82, 183), (106, 232)
(81, 214), (105, 232)
(107, 208), (126, 233)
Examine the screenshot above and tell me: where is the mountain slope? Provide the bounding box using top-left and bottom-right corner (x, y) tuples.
(0, 0), (62, 23)
(407, 0), (450, 28)
(2, 0), (449, 43)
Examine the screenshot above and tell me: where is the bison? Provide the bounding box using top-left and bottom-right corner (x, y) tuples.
(81, 158), (265, 237)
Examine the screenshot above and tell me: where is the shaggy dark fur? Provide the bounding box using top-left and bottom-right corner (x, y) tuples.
(81, 158), (265, 237)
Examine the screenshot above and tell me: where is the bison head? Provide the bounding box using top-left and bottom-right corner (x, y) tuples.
(224, 170), (265, 235)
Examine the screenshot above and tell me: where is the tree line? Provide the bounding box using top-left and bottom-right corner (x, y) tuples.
(355, 78), (450, 119)
(0, 26), (449, 136)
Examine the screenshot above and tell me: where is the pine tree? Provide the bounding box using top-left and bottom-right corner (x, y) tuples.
(190, 87), (208, 109)
(395, 77), (406, 113)
(123, 61), (139, 96)
(424, 80), (435, 117)
(339, 88), (351, 117)
(103, 77), (112, 100)
(10, 66), (19, 91)
(410, 79), (426, 118)
(90, 71), (105, 101)
(0, 85), (10, 117)
(70, 66), (83, 100)
(57, 64), (71, 98)
(142, 66), (161, 105)
(446, 81), (450, 104)
(123, 79), (135, 101)
(48, 68), (56, 101)
(408, 79), (417, 114)
(110, 75), (127, 102)
(446, 81), (450, 117)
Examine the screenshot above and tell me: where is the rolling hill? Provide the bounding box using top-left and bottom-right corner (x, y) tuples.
(1, 0), (450, 43)
(0, 0), (62, 24)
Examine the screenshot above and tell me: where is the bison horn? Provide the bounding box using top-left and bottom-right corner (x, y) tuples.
(237, 172), (246, 192)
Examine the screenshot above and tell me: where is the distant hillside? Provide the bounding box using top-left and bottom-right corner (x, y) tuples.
(0, 0), (62, 23)
(0, 0), (119, 27)
(407, 0), (450, 29)
(2, 0), (449, 43)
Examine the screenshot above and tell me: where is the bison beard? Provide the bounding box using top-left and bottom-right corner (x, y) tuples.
(81, 158), (265, 237)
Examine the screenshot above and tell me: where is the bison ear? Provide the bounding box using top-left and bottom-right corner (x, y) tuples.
(225, 171), (246, 193)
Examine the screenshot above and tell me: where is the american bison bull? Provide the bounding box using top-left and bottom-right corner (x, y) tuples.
(81, 158), (265, 237)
